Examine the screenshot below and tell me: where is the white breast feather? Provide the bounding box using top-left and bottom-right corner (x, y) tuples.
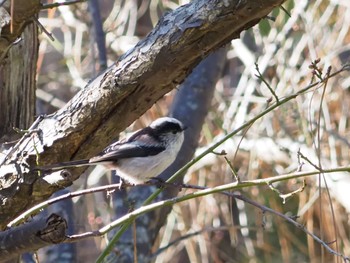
(110, 132), (184, 184)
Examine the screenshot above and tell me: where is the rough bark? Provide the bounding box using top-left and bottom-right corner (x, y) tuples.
(0, 213), (67, 262)
(0, 21), (38, 142)
(0, 0), (284, 237)
(0, 0), (39, 232)
(0, 0), (40, 172)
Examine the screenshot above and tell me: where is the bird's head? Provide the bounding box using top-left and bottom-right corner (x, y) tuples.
(149, 117), (186, 147)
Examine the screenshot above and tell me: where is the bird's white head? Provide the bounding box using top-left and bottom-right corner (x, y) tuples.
(149, 117), (186, 151)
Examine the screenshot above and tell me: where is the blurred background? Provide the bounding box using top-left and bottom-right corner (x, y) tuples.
(35, 0), (350, 262)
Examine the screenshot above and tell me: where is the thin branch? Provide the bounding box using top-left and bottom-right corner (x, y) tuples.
(224, 156), (239, 182)
(233, 194), (349, 262)
(41, 0), (86, 10)
(255, 62), (279, 103)
(268, 179), (306, 204)
(7, 183), (122, 227)
(33, 17), (55, 41)
(319, 66), (340, 259)
(279, 5), (291, 17)
(228, 123), (254, 182)
(297, 150), (321, 170)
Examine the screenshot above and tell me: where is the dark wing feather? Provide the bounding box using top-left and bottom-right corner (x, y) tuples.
(126, 126), (158, 142)
(89, 139), (165, 163)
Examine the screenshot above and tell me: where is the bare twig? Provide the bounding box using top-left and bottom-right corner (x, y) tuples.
(41, 0), (86, 10)
(255, 62), (279, 103)
(7, 183), (122, 227)
(33, 17), (55, 41)
(297, 150), (321, 170)
(317, 65), (340, 260)
(224, 156), (239, 182)
(280, 5), (291, 17)
(268, 179), (306, 204)
(233, 194), (349, 262)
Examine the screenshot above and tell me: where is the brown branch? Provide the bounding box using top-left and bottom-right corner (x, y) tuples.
(0, 214), (67, 261)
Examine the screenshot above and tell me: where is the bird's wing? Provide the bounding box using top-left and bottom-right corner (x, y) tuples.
(89, 140), (165, 163)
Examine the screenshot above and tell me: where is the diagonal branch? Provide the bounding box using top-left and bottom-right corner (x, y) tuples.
(0, 214), (67, 261)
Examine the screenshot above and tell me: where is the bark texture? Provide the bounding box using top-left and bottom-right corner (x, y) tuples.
(0, 21), (38, 142)
(0, 214), (67, 261)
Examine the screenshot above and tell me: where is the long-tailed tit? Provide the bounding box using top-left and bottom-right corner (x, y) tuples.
(34, 117), (186, 185)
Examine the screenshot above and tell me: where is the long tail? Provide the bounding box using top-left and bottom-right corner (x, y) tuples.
(32, 159), (91, 171)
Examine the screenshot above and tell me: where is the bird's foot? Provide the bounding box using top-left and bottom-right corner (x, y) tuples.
(147, 177), (166, 188)
(147, 177), (183, 191)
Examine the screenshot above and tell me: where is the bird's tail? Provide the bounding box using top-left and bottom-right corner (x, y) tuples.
(32, 159), (91, 171)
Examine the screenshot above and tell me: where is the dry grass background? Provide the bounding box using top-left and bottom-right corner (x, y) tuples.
(37, 0), (350, 262)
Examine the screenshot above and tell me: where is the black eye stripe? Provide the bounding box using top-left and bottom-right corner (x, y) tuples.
(154, 121), (183, 133)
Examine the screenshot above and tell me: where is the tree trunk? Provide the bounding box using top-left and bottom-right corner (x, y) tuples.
(0, 22), (38, 143)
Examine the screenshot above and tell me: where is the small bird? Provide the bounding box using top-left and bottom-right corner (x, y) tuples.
(34, 117), (186, 185)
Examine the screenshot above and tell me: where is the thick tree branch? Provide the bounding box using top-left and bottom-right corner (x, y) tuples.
(0, 213), (67, 261)
(0, 0), (285, 228)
